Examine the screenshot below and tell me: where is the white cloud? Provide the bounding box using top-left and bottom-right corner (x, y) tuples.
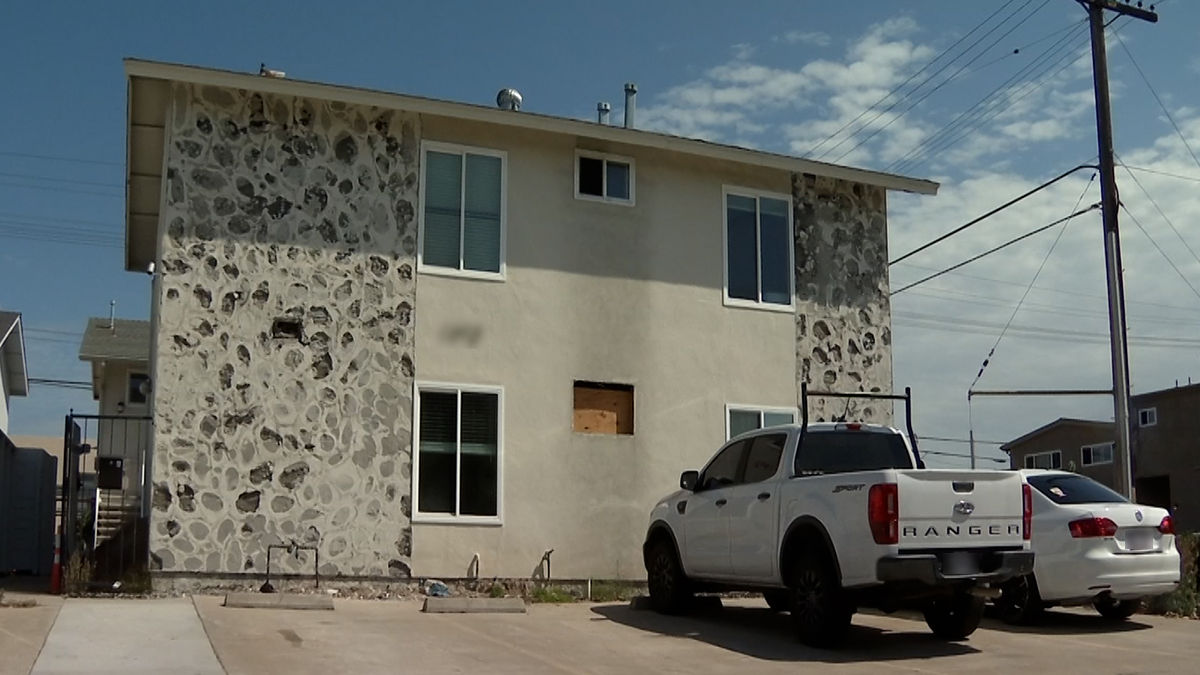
(776, 30), (833, 48)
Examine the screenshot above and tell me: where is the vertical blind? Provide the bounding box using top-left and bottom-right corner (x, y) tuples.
(416, 389), (499, 517)
(725, 193), (791, 305)
(423, 150), (502, 273)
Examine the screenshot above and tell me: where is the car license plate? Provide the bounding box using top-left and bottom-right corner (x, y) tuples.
(943, 551), (980, 576)
(1126, 530), (1153, 551)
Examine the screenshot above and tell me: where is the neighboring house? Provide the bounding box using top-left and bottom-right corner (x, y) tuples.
(1001, 418), (1118, 488)
(1130, 382), (1200, 532)
(0, 310), (29, 436)
(120, 58), (938, 585)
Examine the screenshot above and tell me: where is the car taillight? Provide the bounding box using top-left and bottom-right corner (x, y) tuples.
(1022, 483), (1032, 541)
(1069, 517), (1119, 538)
(868, 483), (899, 545)
(1159, 515), (1175, 535)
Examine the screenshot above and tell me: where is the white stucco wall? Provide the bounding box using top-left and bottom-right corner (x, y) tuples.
(0, 364), (9, 435)
(411, 117), (800, 580)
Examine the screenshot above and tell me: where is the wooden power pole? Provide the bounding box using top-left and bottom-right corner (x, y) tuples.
(1078, 0), (1157, 499)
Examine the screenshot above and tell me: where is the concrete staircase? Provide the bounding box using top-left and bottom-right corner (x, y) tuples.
(95, 500), (141, 548)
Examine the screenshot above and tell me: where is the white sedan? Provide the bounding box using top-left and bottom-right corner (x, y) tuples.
(994, 469), (1181, 624)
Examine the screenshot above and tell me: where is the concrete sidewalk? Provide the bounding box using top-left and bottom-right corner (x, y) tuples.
(0, 596), (62, 675)
(30, 598), (223, 675)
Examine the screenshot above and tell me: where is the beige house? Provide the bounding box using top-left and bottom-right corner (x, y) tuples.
(120, 58), (938, 586)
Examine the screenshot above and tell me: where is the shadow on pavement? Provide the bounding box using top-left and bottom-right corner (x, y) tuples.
(980, 607), (1155, 636)
(591, 602), (980, 663)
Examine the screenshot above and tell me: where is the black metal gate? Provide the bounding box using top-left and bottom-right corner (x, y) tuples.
(61, 412), (152, 589)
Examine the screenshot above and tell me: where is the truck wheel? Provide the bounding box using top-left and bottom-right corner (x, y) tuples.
(1094, 597), (1140, 621)
(995, 574), (1044, 625)
(924, 592), (986, 641)
(646, 539), (693, 615)
(789, 552), (852, 649)
(764, 590), (790, 612)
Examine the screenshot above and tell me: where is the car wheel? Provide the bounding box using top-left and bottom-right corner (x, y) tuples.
(763, 590), (789, 612)
(1094, 597), (1140, 621)
(789, 551), (852, 649)
(995, 574), (1044, 625)
(924, 592), (986, 641)
(646, 538), (692, 615)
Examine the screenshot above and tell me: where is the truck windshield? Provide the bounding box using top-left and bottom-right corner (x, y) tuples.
(1027, 473), (1129, 505)
(793, 431), (914, 475)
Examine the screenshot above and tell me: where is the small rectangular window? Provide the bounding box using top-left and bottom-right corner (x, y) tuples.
(727, 406), (796, 440)
(1139, 408), (1157, 427)
(1082, 442), (1114, 466)
(414, 384), (502, 521)
(420, 142), (506, 278)
(1025, 450), (1062, 470)
(575, 150), (634, 204)
(573, 381), (634, 435)
(128, 373), (150, 405)
(724, 188), (794, 310)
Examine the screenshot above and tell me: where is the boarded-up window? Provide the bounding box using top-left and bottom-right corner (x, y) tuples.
(573, 381), (634, 435)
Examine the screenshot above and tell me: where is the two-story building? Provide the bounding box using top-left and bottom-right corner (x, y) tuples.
(120, 58), (938, 587)
(1001, 417), (1118, 487)
(1129, 382), (1200, 532)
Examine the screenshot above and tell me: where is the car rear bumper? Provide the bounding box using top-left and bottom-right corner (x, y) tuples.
(877, 549), (1034, 586)
(1037, 551), (1182, 603)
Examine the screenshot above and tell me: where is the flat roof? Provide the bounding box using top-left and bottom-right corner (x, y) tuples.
(78, 317), (152, 363)
(122, 58), (940, 273)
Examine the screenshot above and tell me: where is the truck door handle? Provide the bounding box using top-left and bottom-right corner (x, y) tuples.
(715, 499), (727, 507)
(757, 492), (771, 501)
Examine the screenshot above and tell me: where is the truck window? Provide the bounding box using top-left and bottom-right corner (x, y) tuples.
(742, 433), (787, 484)
(1028, 473), (1128, 505)
(793, 431), (914, 475)
(697, 440), (747, 491)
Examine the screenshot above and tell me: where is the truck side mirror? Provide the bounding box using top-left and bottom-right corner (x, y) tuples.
(680, 470), (699, 491)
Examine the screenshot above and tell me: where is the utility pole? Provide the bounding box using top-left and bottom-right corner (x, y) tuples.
(1078, 0), (1157, 500)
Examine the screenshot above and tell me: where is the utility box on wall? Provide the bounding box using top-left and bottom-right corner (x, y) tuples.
(96, 456), (124, 491)
(0, 440), (59, 576)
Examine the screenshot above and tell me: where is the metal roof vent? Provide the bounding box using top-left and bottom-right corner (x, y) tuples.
(496, 88), (523, 111)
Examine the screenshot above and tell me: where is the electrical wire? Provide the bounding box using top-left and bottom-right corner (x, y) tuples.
(893, 313), (1200, 349)
(0, 149), (123, 167)
(0, 180), (123, 198)
(968, 172), (1096, 390)
(1111, 28), (1200, 175)
(903, 286), (1200, 326)
(828, 0), (1054, 164)
(0, 211), (121, 229)
(0, 170), (124, 190)
(803, 0), (1025, 158)
(890, 203), (1101, 295)
(1118, 202), (1200, 303)
(1116, 155), (1200, 273)
(1122, 165), (1200, 183)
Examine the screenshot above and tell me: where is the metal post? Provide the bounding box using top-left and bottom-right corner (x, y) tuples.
(1081, 0), (1157, 499)
(968, 392), (976, 470)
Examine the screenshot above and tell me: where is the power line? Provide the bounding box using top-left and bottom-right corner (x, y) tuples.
(0, 229), (122, 250)
(890, 203), (1101, 295)
(829, 0), (1054, 164)
(0, 180), (122, 199)
(923, 435), (1007, 446)
(804, 0), (1025, 158)
(0, 149), (123, 167)
(894, 313), (1200, 349)
(25, 327), (84, 337)
(1118, 202), (1200, 303)
(0, 170), (124, 190)
(902, 286), (1200, 326)
(1122, 165), (1200, 183)
(969, 172), (1097, 390)
(1111, 28), (1200, 174)
(0, 211), (121, 229)
(1116, 155), (1200, 273)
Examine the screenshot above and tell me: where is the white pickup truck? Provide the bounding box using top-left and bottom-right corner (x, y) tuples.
(642, 386), (1034, 649)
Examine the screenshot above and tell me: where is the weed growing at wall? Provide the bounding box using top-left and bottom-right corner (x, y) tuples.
(1145, 533), (1199, 619)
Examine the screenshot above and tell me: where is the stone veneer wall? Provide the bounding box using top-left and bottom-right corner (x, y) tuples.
(792, 172), (894, 425)
(151, 82), (419, 579)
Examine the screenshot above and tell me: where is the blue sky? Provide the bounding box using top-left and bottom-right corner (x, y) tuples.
(3, 0), (1200, 468)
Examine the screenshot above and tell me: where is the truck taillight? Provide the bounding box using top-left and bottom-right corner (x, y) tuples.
(1069, 517), (1119, 538)
(868, 483), (899, 545)
(1022, 483), (1032, 541)
(1159, 515), (1175, 535)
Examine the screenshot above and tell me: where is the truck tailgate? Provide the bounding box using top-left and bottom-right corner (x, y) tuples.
(895, 470), (1025, 549)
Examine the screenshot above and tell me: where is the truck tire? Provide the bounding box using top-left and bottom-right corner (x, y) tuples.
(789, 551), (852, 649)
(995, 574), (1044, 625)
(763, 590), (790, 612)
(1094, 597), (1139, 621)
(924, 592), (986, 641)
(646, 538), (693, 615)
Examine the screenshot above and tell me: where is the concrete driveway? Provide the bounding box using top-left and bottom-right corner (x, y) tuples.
(194, 596), (1200, 675)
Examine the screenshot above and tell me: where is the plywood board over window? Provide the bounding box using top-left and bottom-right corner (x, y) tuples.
(573, 381), (634, 435)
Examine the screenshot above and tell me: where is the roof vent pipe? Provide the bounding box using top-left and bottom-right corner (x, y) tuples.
(496, 88), (523, 111)
(597, 102), (611, 124)
(624, 83), (637, 129)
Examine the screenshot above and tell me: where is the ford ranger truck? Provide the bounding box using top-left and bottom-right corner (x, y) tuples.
(642, 386), (1034, 649)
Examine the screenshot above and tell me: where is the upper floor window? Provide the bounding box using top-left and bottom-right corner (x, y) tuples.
(419, 141), (506, 279)
(1138, 408), (1157, 427)
(727, 405), (796, 440)
(1082, 442), (1114, 466)
(576, 150), (634, 205)
(724, 188), (794, 311)
(1024, 450), (1062, 470)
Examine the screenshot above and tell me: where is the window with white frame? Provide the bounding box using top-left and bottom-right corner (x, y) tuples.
(1023, 450), (1062, 470)
(724, 189), (794, 309)
(413, 383), (502, 521)
(576, 150), (633, 204)
(727, 406), (796, 440)
(1082, 442), (1114, 466)
(419, 142), (506, 277)
(1139, 407), (1157, 427)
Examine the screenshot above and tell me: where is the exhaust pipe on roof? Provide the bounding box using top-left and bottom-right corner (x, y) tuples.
(597, 102), (611, 125)
(624, 83), (637, 129)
